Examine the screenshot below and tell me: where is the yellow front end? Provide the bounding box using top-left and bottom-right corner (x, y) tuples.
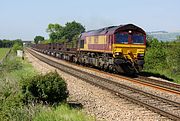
(112, 44), (146, 62)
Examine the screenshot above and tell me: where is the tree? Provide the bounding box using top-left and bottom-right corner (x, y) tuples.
(63, 21), (85, 42)
(0, 39), (22, 48)
(46, 21), (85, 43)
(166, 43), (180, 74)
(46, 23), (64, 42)
(0, 40), (2, 47)
(12, 42), (23, 53)
(144, 39), (167, 70)
(34, 36), (45, 44)
(146, 35), (154, 47)
(2, 39), (13, 48)
(13, 39), (23, 46)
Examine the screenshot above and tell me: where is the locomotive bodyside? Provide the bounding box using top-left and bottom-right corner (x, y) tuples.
(78, 24), (146, 74)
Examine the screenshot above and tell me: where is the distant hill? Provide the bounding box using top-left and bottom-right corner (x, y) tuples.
(147, 31), (168, 34)
(147, 31), (180, 41)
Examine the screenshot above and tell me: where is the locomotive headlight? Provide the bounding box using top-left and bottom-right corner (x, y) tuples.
(115, 52), (122, 56)
(128, 30), (132, 34)
(115, 53), (119, 55)
(138, 53), (144, 57)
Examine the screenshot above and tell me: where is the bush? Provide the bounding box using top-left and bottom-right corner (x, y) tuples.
(0, 79), (23, 121)
(12, 43), (23, 53)
(144, 39), (167, 70)
(144, 37), (180, 83)
(21, 71), (68, 104)
(166, 43), (180, 74)
(1, 58), (22, 72)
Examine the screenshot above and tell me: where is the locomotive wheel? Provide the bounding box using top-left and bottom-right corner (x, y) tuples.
(108, 64), (114, 72)
(121, 63), (136, 75)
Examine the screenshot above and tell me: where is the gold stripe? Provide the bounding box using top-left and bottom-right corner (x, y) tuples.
(80, 49), (112, 53)
(113, 44), (146, 48)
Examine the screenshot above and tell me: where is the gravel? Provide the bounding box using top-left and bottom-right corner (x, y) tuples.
(25, 50), (172, 121)
(32, 49), (180, 103)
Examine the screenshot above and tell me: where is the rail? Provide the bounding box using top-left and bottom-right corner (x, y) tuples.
(27, 48), (180, 121)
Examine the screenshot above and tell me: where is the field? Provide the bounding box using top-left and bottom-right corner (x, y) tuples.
(0, 48), (10, 60)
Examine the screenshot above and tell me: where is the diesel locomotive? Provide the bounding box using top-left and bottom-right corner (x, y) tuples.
(32, 24), (146, 74)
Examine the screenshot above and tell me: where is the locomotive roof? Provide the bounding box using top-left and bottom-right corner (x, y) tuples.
(81, 24), (146, 39)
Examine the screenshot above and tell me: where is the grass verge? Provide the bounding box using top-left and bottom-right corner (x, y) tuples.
(143, 69), (180, 84)
(34, 104), (94, 121)
(0, 52), (95, 121)
(0, 48), (10, 60)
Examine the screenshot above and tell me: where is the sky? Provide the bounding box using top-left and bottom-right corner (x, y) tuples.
(0, 0), (180, 40)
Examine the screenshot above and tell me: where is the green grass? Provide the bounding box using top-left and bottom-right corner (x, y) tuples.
(0, 52), (95, 121)
(33, 104), (95, 121)
(0, 48), (10, 60)
(143, 69), (180, 84)
(0, 53), (38, 121)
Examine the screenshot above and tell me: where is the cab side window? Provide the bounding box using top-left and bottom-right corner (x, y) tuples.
(80, 40), (84, 48)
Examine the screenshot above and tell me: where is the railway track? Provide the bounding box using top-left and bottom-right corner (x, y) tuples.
(32, 48), (180, 95)
(105, 73), (180, 95)
(80, 65), (180, 95)
(136, 76), (180, 93)
(27, 48), (180, 121)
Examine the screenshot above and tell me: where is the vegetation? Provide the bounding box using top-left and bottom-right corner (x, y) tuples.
(34, 104), (94, 121)
(33, 21), (85, 47)
(22, 71), (68, 104)
(0, 48), (10, 60)
(176, 35), (180, 41)
(0, 53), (37, 120)
(12, 42), (23, 53)
(34, 36), (45, 44)
(0, 39), (23, 59)
(46, 21), (85, 45)
(144, 36), (180, 83)
(0, 39), (23, 48)
(0, 52), (94, 121)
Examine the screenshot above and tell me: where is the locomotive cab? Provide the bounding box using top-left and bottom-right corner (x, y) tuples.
(113, 25), (146, 72)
